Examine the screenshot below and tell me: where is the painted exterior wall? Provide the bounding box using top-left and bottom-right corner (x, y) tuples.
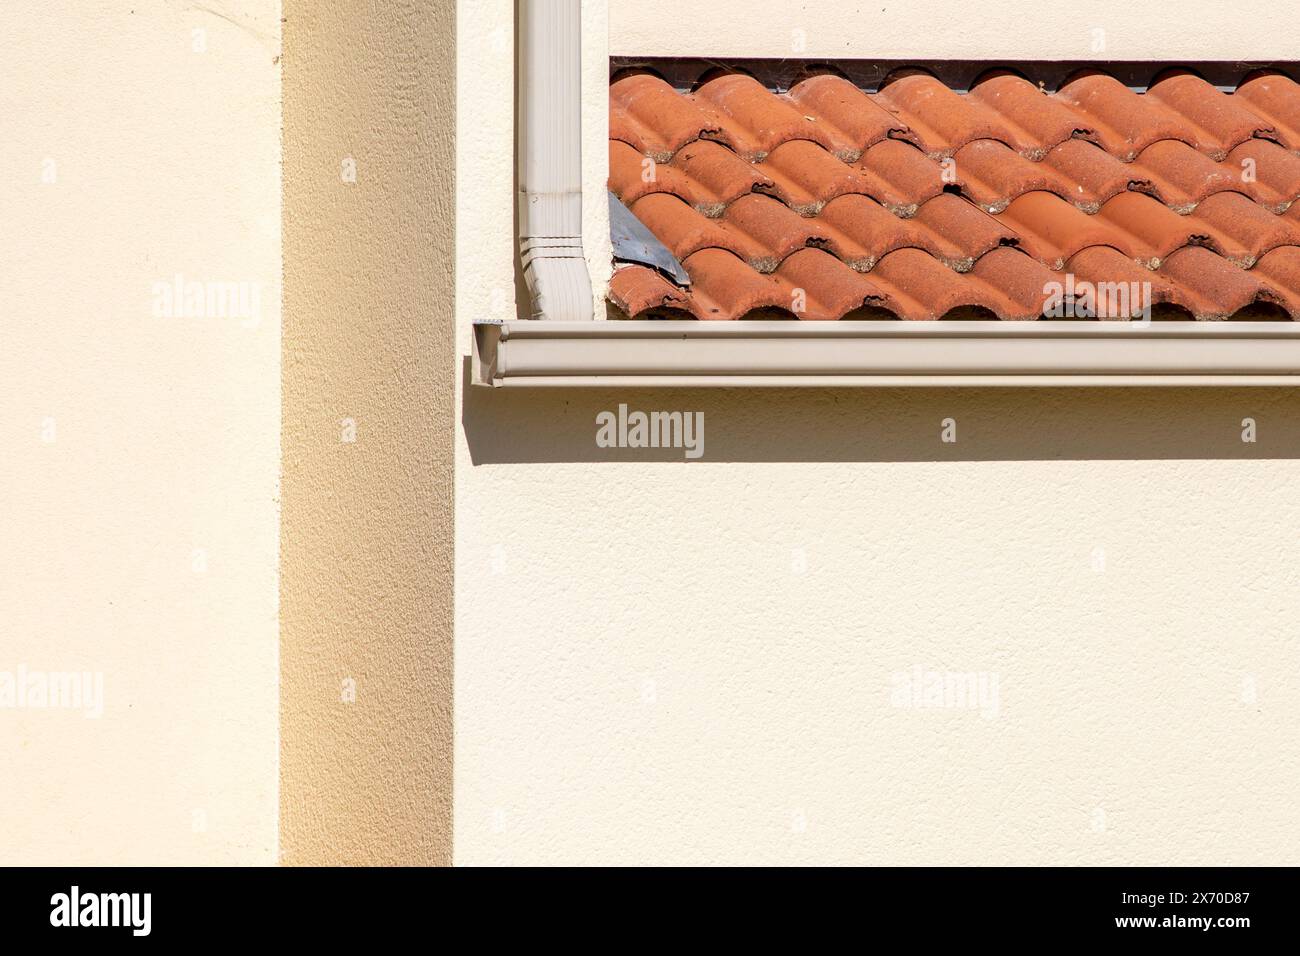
(280, 0), (455, 866)
(4, 0), (1297, 867)
(610, 0), (1299, 60)
(0, 1), (281, 864)
(455, 0), (1300, 864)
(2, 0), (457, 868)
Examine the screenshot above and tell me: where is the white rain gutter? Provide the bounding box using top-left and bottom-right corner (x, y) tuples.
(473, 320), (1300, 387)
(517, 0), (593, 321)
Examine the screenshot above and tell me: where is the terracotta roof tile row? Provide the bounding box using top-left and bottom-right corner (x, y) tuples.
(607, 68), (1300, 321)
(610, 245), (1300, 321)
(628, 191), (1014, 273)
(611, 135), (1300, 217)
(611, 70), (1300, 164)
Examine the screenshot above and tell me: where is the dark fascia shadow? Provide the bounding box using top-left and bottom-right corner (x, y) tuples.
(462, 358), (1300, 464)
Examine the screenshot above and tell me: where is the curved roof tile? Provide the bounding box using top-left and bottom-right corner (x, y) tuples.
(607, 68), (1300, 320)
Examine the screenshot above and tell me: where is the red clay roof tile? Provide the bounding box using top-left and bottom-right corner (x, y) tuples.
(628, 193), (768, 266)
(875, 72), (1034, 158)
(957, 139), (1103, 212)
(811, 194), (916, 270)
(1144, 71), (1276, 159)
(608, 265), (692, 317)
(609, 139), (772, 214)
(1186, 191), (1300, 266)
(720, 193), (833, 269)
(755, 139), (876, 215)
(786, 74), (912, 158)
(774, 248), (889, 319)
(866, 247), (1055, 320)
(1225, 140), (1300, 213)
(852, 140), (950, 215)
(996, 191), (1128, 270)
(966, 73), (1099, 159)
(1053, 72), (1200, 161)
(692, 73), (858, 161)
(866, 247), (993, 319)
(675, 248), (887, 320)
(965, 248), (1062, 319)
(675, 249), (785, 320)
(1064, 246), (1183, 316)
(905, 193), (1017, 270)
(817, 192), (1014, 272)
(1040, 139), (1152, 211)
(1130, 139), (1246, 212)
(610, 73), (722, 161)
(1253, 246), (1300, 314)
(607, 67), (1300, 321)
(1092, 191), (1211, 267)
(1235, 72), (1300, 148)
(1159, 246), (1286, 319)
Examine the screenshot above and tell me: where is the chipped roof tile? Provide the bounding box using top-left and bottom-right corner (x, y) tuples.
(606, 68), (1300, 321)
(608, 265), (692, 317)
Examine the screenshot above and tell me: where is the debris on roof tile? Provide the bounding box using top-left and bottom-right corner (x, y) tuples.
(609, 190), (691, 285)
(607, 67), (1300, 320)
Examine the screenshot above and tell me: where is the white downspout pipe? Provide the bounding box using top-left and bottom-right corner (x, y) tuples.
(517, 0), (594, 320)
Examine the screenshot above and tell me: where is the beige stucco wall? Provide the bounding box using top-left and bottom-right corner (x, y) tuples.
(1, 0), (455, 868)
(610, 0), (1299, 59)
(455, 0), (1300, 864)
(4, 0), (1296, 867)
(0, 0), (281, 864)
(280, 0), (455, 866)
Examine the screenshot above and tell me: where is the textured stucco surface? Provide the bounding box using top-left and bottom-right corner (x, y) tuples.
(280, 0), (455, 865)
(0, 0), (281, 864)
(454, 1), (1300, 864)
(611, 0), (1300, 59)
